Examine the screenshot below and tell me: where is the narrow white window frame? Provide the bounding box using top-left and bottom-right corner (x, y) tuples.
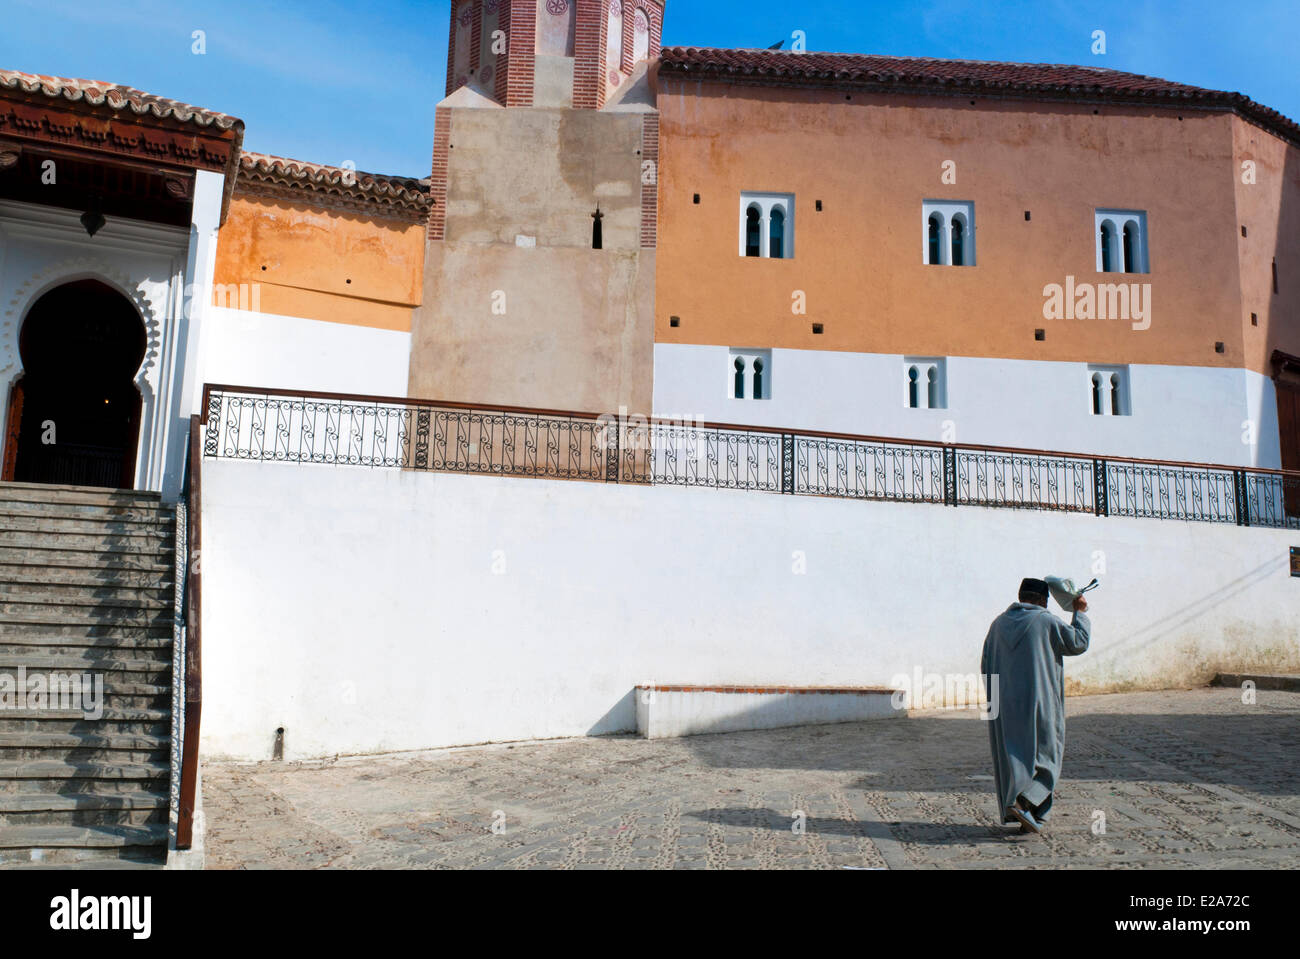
(728, 348), (772, 400)
(904, 357), (947, 410)
(1095, 209), (1149, 274)
(1087, 364), (1131, 416)
(739, 193), (795, 259)
(922, 200), (976, 266)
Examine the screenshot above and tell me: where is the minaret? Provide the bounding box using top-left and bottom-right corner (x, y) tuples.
(413, 0), (666, 422)
(445, 0), (665, 109)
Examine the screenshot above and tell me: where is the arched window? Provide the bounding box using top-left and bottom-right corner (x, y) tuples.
(928, 214), (943, 266)
(745, 206), (761, 257)
(591, 206), (603, 250)
(1122, 222), (1136, 273)
(927, 367), (939, 408)
(633, 7), (650, 62)
(753, 357), (764, 399)
(607, 1), (624, 75)
(1100, 221), (1115, 272)
(1091, 373), (1103, 415)
(1110, 373), (1122, 415)
(951, 216), (965, 266)
(769, 206), (785, 259)
(908, 366), (920, 408)
(734, 356), (746, 399)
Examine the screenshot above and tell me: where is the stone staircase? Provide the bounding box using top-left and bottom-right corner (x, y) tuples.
(0, 481), (177, 868)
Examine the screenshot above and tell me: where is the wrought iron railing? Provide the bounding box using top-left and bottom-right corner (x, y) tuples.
(200, 385), (1300, 531)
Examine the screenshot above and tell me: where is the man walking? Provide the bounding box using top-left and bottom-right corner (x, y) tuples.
(980, 577), (1091, 834)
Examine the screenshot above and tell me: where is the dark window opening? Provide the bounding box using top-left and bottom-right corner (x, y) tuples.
(734, 357), (745, 399)
(928, 214), (943, 266)
(1110, 374), (1122, 415)
(908, 367), (920, 409)
(1122, 223), (1136, 273)
(927, 367), (939, 408)
(1100, 222), (1114, 272)
(752, 358), (764, 399)
(951, 218), (965, 266)
(745, 207), (761, 257)
(769, 207), (785, 259)
(591, 207), (604, 250)
(1091, 374), (1103, 416)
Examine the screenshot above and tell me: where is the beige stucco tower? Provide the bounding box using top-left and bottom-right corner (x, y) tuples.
(409, 0), (665, 415)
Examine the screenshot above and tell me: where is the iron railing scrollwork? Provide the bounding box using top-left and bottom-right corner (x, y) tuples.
(198, 385), (1300, 533)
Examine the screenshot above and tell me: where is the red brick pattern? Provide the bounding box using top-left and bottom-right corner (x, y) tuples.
(504, 0), (536, 107)
(444, 7), (459, 97)
(573, 0), (607, 110)
(639, 112), (658, 249)
(427, 109), (451, 241)
(469, 0), (482, 74)
(494, 13), (510, 104)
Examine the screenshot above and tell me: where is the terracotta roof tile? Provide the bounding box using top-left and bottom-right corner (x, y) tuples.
(0, 68), (243, 131)
(237, 152), (432, 221)
(658, 48), (1300, 145)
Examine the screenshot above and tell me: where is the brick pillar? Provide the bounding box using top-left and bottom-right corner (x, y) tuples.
(503, 0), (536, 107)
(470, 0), (483, 74)
(427, 109), (452, 241)
(640, 113), (659, 249)
(573, 0), (608, 110)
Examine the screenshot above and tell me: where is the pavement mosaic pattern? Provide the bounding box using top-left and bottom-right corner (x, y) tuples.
(202, 688), (1300, 869)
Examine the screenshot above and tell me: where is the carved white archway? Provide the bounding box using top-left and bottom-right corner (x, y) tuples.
(1, 257), (167, 488)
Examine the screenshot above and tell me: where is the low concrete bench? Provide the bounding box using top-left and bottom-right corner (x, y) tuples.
(635, 684), (902, 739)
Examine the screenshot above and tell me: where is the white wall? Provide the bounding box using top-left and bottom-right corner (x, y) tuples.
(199, 307), (412, 399)
(653, 344), (1281, 469)
(200, 461), (1300, 761)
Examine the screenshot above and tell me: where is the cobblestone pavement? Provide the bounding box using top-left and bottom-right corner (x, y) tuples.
(202, 688), (1300, 869)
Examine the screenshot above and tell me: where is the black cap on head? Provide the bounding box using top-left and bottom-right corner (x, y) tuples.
(1019, 578), (1049, 598)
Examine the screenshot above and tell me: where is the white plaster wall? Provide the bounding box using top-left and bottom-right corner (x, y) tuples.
(199, 307), (412, 399)
(637, 690), (900, 739)
(200, 461), (1300, 761)
(653, 344), (1278, 468)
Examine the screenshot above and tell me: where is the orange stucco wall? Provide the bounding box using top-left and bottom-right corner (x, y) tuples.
(1232, 116), (1300, 373)
(213, 194), (425, 332)
(655, 80), (1296, 375)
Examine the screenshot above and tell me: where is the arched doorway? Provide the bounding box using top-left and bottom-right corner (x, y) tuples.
(2, 280), (146, 489)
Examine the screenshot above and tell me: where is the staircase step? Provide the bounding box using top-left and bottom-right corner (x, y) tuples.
(0, 602), (172, 625)
(0, 824), (168, 862)
(0, 622), (172, 641)
(0, 513), (175, 538)
(0, 708), (169, 724)
(0, 790), (169, 829)
(0, 482), (163, 507)
(0, 530), (174, 554)
(0, 565), (174, 589)
(0, 546), (173, 570)
(0, 758), (169, 780)
(0, 585), (174, 611)
(0, 499), (173, 525)
(0, 717), (171, 739)
(0, 732), (168, 751)
(0, 652), (171, 671)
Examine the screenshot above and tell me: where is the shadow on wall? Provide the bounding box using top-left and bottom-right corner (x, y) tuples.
(587, 688), (636, 736)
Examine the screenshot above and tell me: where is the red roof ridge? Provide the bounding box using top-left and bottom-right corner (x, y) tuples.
(0, 67), (243, 131)
(236, 151), (431, 221)
(657, 46), (1297, 146)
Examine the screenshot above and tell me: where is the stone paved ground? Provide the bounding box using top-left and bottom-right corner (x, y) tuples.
(202, 688), (1300, 869)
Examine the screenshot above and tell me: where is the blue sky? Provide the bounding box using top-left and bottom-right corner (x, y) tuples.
(2, 0), (1296, 177)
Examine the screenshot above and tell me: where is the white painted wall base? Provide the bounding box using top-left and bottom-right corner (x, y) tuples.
(200, 461), (1300, 762)
(653, 344), (1283, 469)
(636, 687), (900, 739)
(199, 307), (412, 400)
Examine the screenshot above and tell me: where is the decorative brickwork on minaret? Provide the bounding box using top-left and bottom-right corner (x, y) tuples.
(427, 109), (451, 241)
(573, 0), (608, 110)
(504, 0), (536, 106)
(640, 112), (658, 249)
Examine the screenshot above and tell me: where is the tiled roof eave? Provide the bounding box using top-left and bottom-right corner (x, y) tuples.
(235, 153), (432, 222)
(658, 62), (1300, 148)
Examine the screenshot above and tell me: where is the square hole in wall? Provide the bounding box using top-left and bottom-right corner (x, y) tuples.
(1035, 329), (1046, 341)
(1024, 211), (1031, 221)
(811, 323), (824, 335)
(693, 194), (700, 205)
(670, 316), (680, 328)
(1251, 313), (1258, 326)
(1215, 342), (1225, 354)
